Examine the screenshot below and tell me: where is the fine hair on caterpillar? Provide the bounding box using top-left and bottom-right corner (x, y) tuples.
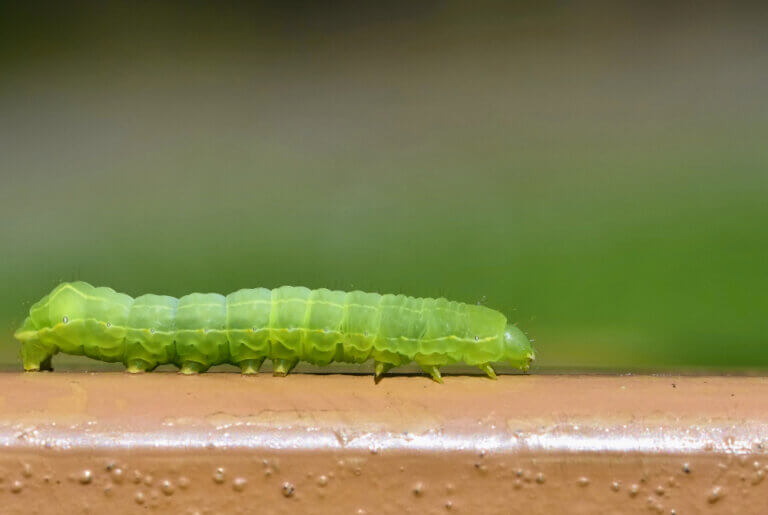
(14, 282), (535, 383)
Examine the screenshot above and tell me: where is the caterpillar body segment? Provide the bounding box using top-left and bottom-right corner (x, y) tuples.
(14, 282), (535, 382)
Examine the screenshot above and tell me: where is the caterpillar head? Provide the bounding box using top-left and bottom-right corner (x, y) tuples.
(503, 324), (535, 372)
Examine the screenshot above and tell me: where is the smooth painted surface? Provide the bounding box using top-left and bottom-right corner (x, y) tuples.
(2, 373), (768, 454)
(1, 374), (768, 513)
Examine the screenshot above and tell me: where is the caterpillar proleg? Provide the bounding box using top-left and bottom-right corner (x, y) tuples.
(14, 282), (534, 382)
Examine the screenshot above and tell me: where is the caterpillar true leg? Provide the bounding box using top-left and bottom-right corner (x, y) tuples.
(420, 364), (444, 384)
(374, 361), (394, 383)
(238, 357), (266, 375)
(478, 363), (498, 380)
(273, 358), (298, 376)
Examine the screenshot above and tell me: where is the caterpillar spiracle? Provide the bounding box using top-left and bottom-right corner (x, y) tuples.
(13, 282), (534, 383)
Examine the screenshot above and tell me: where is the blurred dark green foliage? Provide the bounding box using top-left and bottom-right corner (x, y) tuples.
(2, 2), (766, 370)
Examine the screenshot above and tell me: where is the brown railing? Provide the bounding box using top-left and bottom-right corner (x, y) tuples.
(0, 373), (766, 513)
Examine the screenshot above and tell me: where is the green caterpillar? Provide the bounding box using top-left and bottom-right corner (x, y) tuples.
(13, 282), (534, 382)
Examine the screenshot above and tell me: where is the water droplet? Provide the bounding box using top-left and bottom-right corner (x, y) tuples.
(150, 328), (156, 334)
(213, 468), (225, 484)
(62, 316), (69, 324)
(577, 476), (590, 487)
(474, 336), (479, 341)
(143, 474), (153, 486)
(513, 479), (522, 489)
(177, 476), (190, 489)
(21, 463), (32, 478)
(132, 470), (142, 484)
(161, 480), (174, 495)
(79, 470), (93, 484)
(10, 481), (23, 493)
(413, 482), (424, 496)
(536, 473), (545, 484)
(281, 482), (295, 497)
(445, 482), (455, 493)
(104, 483), (113, 496)
(629, 484), (639, 497)
(646, 497), (664, 513)
(753, 470), (765, 485)
(111, 468), (124, 484)
(610, 481), (620, 492)
(682, 463), (691, 474)
(106, 322), (112, 328)
(708, 486), (723, 503)
(233, 477), (247, 492)
(445, 500), (453, 510)
(134, 491), (145, 505)
(655, 485), (665, 496)
(317, 475), (328, 487)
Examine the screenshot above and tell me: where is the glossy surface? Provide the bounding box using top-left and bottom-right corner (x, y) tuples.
(3, 373), (767, 454)
(1, 374), (767, 513)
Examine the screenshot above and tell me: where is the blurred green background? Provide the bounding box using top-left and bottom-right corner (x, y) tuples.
(1, 2), (766, 372)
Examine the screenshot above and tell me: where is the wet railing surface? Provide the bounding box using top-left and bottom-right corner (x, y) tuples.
(0, 373), (767, 513)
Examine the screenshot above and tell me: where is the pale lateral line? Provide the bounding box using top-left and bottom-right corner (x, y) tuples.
(19, 318), (497, 345)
